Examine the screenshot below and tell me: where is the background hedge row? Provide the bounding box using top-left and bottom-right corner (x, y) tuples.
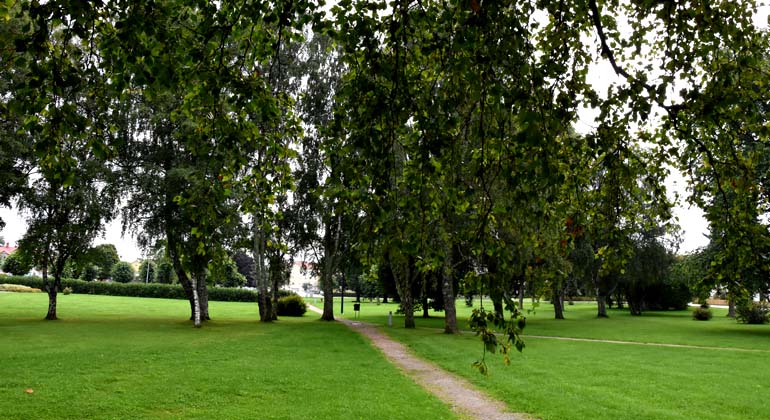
(0, 275), (294, 302)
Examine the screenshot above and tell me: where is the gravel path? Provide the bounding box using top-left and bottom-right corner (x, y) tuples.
(308, 305), (532, 420)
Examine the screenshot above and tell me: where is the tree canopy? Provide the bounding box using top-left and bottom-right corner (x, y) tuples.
(1, 0), (768, 362)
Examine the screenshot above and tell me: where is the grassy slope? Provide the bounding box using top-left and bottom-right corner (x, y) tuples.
(0, 293), (456, 420)
(317, 298), (770, 420)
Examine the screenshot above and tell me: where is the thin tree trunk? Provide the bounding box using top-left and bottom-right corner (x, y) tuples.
(254, 221), (273, 322)
(196, 275), (210, 321)
(727, 296), (736, 318)
(597, 291), (608, 318)
(441, 253), (458, 333)
(490, 288), (504, 317)
(518, 286), (524, 311)
(166, 224), (195, 320)
(321, 214), (342, 321)
(43, 268), (58, 321)
(321, 265), (335, 321)
(422, 293), (430, 318)
(191, 273), (201, 328)
(401, 285), (415, 328)
(394, 259), (415, 329)
(552, 285), (565, 320)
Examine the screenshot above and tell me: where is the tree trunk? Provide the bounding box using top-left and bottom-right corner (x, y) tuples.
(321, 268), (335, 321)
(518, 285), (525, 311)
(441, 255), (458, 333)
(552, 285), (565, 320)
(270, 277), (280, 321)
(254, 222), (273, 323)
(191, 273), (201, 328)
(422, 294), (430, 318)
(727, 297), (736, 318)
(615, 290), (625, 310)
(382, 292), (389, 304)
(196, 275), (210, 321)
(166, 228), (195, 320)
(596, 290), (609, 318)
(401, 286), (415, 328)
(44, 269), (59, 320)
(490, 288), (504, 317)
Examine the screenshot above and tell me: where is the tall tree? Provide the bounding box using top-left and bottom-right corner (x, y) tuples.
(9, 2), (119, 320)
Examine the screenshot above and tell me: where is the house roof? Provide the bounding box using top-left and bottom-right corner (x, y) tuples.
(0, 245), (17, 255)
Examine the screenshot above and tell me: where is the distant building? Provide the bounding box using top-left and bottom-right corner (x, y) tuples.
(0, 245), (17, 259)
(0, 245), (18, 273)
(286, 261), (319, 296)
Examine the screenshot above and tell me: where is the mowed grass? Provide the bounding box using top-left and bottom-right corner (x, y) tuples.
(316, 297), (770, 420)
(0, 293), (456, 420)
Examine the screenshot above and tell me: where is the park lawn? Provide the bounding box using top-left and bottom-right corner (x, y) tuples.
(0, 293), (457, 420)
(321, 298), (770, 351)
(317, 297), (770, 418)
(384, 325), (770, 420)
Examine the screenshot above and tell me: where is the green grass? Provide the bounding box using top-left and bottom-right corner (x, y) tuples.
(315, 297), (770, 420)
(0, 293), (457, 420)
(318, 297), (770, 350)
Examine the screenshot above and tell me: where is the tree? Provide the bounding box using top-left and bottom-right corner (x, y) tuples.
(6, 1), (120, 320)
(138, 260), (157, 283)
(111, 261), (135, 284)
(80, 264), (99, 282)
(210, 256), (247, 288)
(156, 259), (177, 284)
(2, 249), (33, 276)
(233, 251), (257, 288)
(85, 244), (120, 280)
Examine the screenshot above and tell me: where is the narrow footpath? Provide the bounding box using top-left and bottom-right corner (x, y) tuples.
(308, 304), (531, 420)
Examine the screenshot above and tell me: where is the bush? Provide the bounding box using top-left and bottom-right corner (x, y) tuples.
(276, 294), (307, 317)
(111, 261), (135, 283)
(692, 304), (712, 321)
(62, 287), (73, 295)
(736, 302), (770, 325)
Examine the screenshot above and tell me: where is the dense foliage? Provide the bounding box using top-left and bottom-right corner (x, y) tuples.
(276, 295), (308, 317)
(0, 0), (767, 373)
(110, 262), (136, 284)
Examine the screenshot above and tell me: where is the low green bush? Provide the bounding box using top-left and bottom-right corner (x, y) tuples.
(1, 276), (260, 302)
(276, 294), (307, 317)
(692, 304), (712, 321)
(736, 301), (770, 325)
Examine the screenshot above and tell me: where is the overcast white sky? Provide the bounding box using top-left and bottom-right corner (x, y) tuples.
(1, 5), (767, 261)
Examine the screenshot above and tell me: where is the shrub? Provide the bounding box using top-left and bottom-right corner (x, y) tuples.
(276, 294), (307, 317)
(692, 304), (712, 321)
(736, 302), (770, 325)
(111, 261), (135, 283)
(62, 287), (73, 295)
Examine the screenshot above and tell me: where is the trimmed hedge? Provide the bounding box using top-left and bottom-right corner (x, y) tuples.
(1, 276), (261, 302)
